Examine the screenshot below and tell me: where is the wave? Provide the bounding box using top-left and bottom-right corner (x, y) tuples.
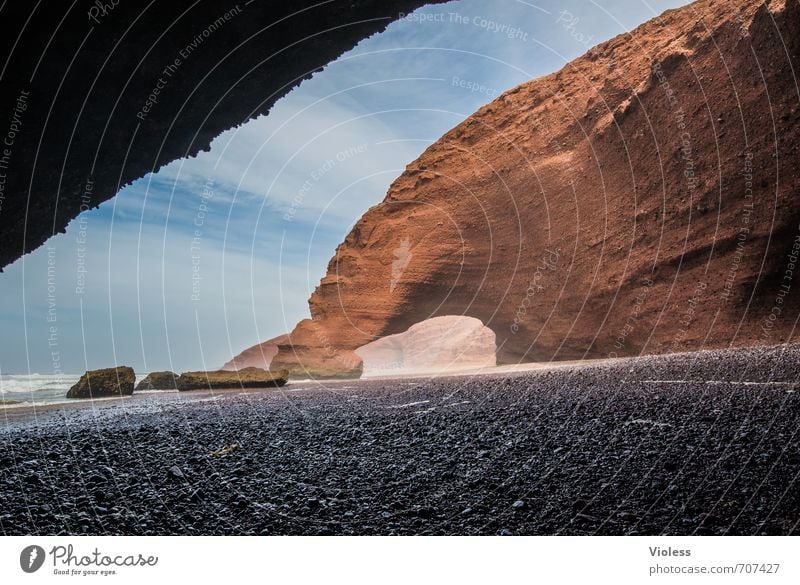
(0, 374), (146, 395)
(0, 375), (78, 394)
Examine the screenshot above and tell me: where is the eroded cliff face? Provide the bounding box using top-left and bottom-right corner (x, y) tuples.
(0, 0), (443, 270)
(269, 0), (800, 378)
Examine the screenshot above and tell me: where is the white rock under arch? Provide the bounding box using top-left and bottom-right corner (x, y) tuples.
(355, 315), (496, 377)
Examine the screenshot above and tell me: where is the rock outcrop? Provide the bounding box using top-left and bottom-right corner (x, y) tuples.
(222, 334), (289, 371)
(135, 371), (179, 391)
(175, 367), (289, 391)
(271, 320), (364, 379)
(0, 0), (446, 271)
(67, 367), (135, 399)
(355, 316), (496, 376)
(271, 0), (800, 377)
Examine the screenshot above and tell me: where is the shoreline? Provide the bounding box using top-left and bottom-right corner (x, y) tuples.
(3, 343), (798, 426)
(0, 349), (718, 420)
(0, 358), (595, 422)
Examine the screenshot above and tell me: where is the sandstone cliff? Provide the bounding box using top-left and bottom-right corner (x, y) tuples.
(266, 0), (800, 378)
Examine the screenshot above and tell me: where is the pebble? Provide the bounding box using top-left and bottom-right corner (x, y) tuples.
(168, 466), (185, 480)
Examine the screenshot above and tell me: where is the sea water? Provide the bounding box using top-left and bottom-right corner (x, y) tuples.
(0, 373), (151, 408)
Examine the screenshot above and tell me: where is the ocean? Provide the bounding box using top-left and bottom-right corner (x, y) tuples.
(0, 373), (156, 408)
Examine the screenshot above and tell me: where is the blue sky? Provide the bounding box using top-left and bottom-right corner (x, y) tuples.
(0, 0), (688, 374)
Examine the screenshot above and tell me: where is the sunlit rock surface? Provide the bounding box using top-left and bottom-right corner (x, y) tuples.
(355, 316), (497, 376)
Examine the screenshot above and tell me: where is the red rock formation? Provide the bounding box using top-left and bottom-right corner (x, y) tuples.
(222, 334), (289, 371)
(274, 320), (364, 379)
(268, 0), (800, 378)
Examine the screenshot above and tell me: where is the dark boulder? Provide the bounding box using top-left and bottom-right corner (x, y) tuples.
(66, 367), (135, 399)
(135, 371), (179, 391)
(176, 367), (289, 391)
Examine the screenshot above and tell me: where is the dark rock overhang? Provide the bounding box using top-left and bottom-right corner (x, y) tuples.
(0, 0), (445, 270)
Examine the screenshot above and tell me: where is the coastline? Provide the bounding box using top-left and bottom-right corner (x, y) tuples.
(1, 344), (798, 535)
(0, 356), (617, 422)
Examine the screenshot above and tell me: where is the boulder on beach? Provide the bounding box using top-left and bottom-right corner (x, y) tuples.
(175, 367), (289, 391)
(135, 371), (179, 391)
(66, 367), (135, 399)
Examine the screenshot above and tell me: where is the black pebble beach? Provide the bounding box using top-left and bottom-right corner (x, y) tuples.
(1, 345), (798, 535)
